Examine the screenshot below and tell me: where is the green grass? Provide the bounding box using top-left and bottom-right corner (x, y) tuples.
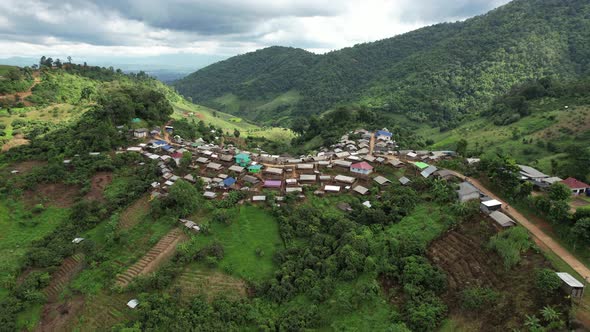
(0, 200), (68, 297)
(255, 90), (301, 112)
(417, 102), (590, 174)
(16, 303), (43, 331)
(191, 205), (283, 282)
(385, 203), (447, 247)
(172, 99), (259, 131)
(0, 65), (18, 76)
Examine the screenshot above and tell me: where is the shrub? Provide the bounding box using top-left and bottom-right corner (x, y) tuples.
(461, 286), (499, 310)
(534, 269), (561, 296)
(488, 227), (532, 269)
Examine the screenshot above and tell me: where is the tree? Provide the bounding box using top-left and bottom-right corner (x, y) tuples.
(291, 117), (308, 135)
(165, 180), (199, 217)
(55, 58), (62, 68)
(67, 56), (72, 64)
(456, 139), (468, 156)
(548, 183), (571, 202)
(179, 151), (193, 173)
(540, 306), (560, 323)
(233, 128), (240, 138)
(39, 56), (46, 67)
(571, 218), (590, 250)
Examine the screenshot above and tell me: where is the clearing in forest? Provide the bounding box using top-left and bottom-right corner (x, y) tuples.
(173, 263), (248, 301)
(115, 228), (187, 288)
(84, 172), (113, 202)
(191, 206), (283, 282)
(24, 182), (80, 208)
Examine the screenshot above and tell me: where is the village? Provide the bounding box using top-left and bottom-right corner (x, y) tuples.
(104, 123), (590, 303)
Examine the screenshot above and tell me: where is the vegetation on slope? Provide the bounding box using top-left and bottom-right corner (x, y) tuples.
(174, 0), (590, 128)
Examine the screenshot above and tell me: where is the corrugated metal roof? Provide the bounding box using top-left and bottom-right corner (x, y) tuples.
(556, 272), (584, 288)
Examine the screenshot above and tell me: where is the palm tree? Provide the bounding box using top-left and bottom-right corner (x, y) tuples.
(524, 314), (541, 330)
(540, 306), (560, 322)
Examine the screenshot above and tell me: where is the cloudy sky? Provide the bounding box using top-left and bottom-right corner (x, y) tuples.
(0, 0), (510, 68)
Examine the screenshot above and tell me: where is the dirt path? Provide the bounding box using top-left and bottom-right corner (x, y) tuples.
(369, 133), (375, 155)
(0, 74), (41, 106)
(448, 170), (590, 281)
(115, 228), (187, 288)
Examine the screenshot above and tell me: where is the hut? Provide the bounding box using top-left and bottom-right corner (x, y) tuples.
(373, 176), (391, 186)
(353, 185), (369, 195)
(556, 272), (585, 298)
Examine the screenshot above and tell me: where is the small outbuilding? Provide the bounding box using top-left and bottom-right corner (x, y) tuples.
(353, 185), (369, 195)
(481, 199), (502, 214)
(373, 176), (391, 186)
(399, 177), (411, 186)
(489, 211), (516, 228)
(556, 272), (585, 298)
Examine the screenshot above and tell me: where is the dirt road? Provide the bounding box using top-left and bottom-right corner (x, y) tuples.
(448, 170), (590, 281)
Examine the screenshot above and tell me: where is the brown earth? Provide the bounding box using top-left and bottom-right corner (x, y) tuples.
(36, 296), (85, 332)
(426, 219), (569, 331)
(1, 134), (30, 152)
(118, 195), (150, 230)
(0, 74), (41, 107)
(3, 159), (46, 174)
(115, 228), (187, 288)
(24, 182), (80, 208)
(84, 171), (113, 202)
(43, 254), (85, 302)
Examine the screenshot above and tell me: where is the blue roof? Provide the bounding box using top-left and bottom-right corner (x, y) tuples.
(376, 130), (392, 137)
(154, 140), (167, 145)
(235, 153), (250, 159)
(223, 177), (236, 187)
(161, 145), (172, 151)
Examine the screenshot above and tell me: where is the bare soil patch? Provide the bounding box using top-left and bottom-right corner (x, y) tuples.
(24, 182), (80, 208)
(426, 219), (569, 331)
(3, 159), (46, 174)
(84, 171), (113, 202)
(36, 295), (84, 332)
(2, 134), (30, 152)
(43, 254), (85, 302)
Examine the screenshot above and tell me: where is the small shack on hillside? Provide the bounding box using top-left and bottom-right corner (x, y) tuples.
(556, 272), (585, 298)
(489, 211), (515, 228)
(481, 199), (502, 214)
(457, 182), (480, 202)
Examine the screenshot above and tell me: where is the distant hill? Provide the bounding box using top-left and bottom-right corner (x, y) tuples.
(174, 0), (590, 128)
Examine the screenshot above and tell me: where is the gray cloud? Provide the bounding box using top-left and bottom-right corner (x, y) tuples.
(0, 0), (511, 59)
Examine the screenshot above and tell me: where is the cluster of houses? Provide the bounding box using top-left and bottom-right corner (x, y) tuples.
(118, 128), (467, 209)
(517, 164), (590, 196)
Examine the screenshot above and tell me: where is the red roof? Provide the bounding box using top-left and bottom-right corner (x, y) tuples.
(560, 177), (590, 189)
(351, 162), (373, 170)
(170, 152), (183, 159)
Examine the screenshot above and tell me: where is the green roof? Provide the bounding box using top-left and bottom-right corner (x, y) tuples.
(235, 153), (250, 159)
(248, 164), (262, 170)
(131, 118), (141, 123)
(413, 162), (429, 170)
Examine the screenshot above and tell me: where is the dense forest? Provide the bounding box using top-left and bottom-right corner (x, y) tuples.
(174, 0), (590, 129)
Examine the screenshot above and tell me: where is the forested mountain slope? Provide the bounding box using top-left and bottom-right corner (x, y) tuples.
(174, 0), (590, 128)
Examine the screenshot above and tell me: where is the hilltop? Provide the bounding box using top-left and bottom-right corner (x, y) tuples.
(174, 0), (590, 128)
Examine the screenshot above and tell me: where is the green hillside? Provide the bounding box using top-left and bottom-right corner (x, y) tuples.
(174, 0), (590, 128)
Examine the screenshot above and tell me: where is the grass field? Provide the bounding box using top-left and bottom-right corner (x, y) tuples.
(189, 205), (283, 282)
(385, 203), (447, 247)
(0, 200), (68, 298)
(416, 102), (590, 174)
(0, 65), (17, 76)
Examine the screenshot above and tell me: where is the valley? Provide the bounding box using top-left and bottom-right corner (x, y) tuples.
(1, 0), (590, 331)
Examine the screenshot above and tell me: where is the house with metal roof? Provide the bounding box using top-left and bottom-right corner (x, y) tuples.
(353, 185), (369, 195)
(560, 177), (590, 196)
(413, 161), (429, 170)
(375, 129), (393, 141)
(420, 165), (438, 178)
(350, 162), (374, 175)
(264, 180), (282, 188)
(223, 177), (236, 187)
(518, 165), (549, 182)
(373, 176), (391, 186)
(457, 182), (480, 202)
(235, 153), (251, 166)
(489, 211), (515, 228)
(228, 165), (245, 173)
(242, 175), (259, 184)
(334, 175), (356, 184)
(399, 176), (411, 186)
(556, 272), (585, 298)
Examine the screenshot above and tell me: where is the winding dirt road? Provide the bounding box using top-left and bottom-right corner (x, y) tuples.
(449, 170), (590, 281)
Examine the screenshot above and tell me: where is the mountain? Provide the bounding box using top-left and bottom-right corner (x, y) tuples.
(173, 0), (590, 128)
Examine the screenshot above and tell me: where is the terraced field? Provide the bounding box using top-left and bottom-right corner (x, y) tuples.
(118, 195), (150, 230)
(72, 292), (131, 331)
(174, 264), (247, 301)
(44, 254), (85, 302)
(115, 228), (187, 288)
